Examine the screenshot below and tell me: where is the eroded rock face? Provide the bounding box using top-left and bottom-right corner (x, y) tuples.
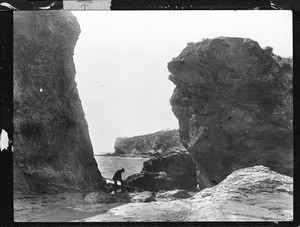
(168, 37), (292, 189)
(13, 11), (106, 193)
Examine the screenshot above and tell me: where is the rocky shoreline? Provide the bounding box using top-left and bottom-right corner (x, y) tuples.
(14, 166), (293, 222)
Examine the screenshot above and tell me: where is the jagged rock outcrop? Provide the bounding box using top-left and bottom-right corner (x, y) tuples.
(114, 129), (183, 156)
(168, 37), (293, 189)
(13, 11), (106, 193)
(125, 147), (198, 191)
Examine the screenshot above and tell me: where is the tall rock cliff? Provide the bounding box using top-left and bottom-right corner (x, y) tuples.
(168, 37), (292, 189)
(13, 11), (106, 193)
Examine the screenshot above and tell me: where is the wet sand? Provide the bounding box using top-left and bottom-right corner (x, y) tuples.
(14, 192), (127, 222)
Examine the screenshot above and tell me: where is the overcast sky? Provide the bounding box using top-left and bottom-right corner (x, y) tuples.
(71, 11), (292, 155)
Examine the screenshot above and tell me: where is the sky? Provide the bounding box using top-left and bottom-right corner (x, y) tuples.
(71, 11), (292, 154)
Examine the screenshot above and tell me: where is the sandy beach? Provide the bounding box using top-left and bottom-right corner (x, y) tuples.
(14, 192), (127, 222)
(14, 166), (293, 223)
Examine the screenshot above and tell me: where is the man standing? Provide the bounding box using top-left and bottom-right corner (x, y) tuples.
(112, 168), (125, 194)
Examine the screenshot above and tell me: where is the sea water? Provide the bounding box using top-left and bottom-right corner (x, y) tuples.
(94, 156), (149, 180)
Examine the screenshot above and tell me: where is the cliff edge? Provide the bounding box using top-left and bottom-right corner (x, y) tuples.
(13, 11), (106, 194)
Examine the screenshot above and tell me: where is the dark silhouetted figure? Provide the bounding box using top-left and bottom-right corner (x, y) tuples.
(112, 168), (125, 194)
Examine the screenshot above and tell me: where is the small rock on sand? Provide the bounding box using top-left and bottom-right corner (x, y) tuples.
(156, 189), (192, 199)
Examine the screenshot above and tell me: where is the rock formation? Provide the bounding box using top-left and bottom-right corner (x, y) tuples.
(114, 129), (183, 156)
(168, 37), (293, 189)
(125, 147), (198, 191)
(13, 11), (106, 193)
(142, 148), (198, 189)
(189, 165), (293, 221)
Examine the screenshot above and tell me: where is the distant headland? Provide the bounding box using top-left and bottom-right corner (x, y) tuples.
(96, 129), (183, 158)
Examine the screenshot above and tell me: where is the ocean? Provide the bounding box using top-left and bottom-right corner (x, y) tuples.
(94, 156), (149, 180)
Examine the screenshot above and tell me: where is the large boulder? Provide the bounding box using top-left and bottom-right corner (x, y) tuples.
(168, 37), (292, 189)
(13, 11), (106, 193)
(142, 148), (198, 190)
(189, 165), (293, 221)
(125, 147), (198, 191)
(125, 171), (176, 192)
